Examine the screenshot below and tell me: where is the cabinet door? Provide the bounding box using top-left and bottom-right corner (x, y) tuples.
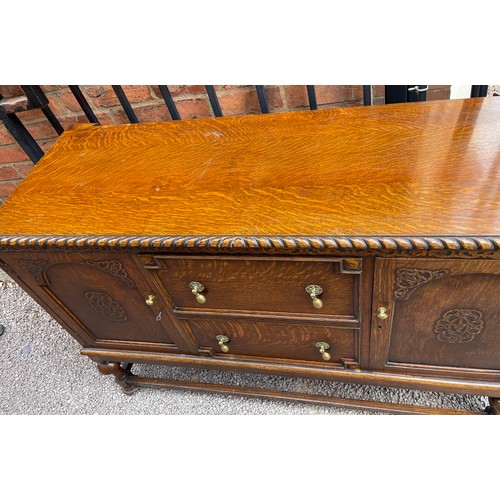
(3, 252), (184, 353)
(370, 258), (500, 380)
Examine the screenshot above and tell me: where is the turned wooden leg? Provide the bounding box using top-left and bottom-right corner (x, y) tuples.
(486, 398), (500, 415)
(97, 361), (137, 395)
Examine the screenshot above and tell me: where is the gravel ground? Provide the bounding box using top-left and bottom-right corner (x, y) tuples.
(0, 281), (489, 414)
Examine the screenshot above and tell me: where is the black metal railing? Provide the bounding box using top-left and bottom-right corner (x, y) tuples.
(0, 85), (490, 165)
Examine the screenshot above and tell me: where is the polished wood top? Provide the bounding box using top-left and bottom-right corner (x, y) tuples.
(0, 98), (499, 244)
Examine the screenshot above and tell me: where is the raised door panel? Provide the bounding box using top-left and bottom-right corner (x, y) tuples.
(5, 252), (184, 352)
(370, 258), (500, 380)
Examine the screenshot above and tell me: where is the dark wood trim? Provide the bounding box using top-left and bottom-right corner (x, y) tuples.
(82, 348), (500, 398)
(122, 374), (483, 415)
(0, 235), (498, 256)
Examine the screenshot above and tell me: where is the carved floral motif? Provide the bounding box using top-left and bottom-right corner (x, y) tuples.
(84, 291), (128, 322)
(86, 260), (136, 288)
(394, 268), (450, 299)
(14, 259), (48, 285)
(434, 309), (484, 344)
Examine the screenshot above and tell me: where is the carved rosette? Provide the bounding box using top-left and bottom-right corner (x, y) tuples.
(14, 259), (48, 285)
(394, 268), (450, 299)
(434, 309), (484, 344)
(84, 291), (128, 322)
(86, 260), (136, 288)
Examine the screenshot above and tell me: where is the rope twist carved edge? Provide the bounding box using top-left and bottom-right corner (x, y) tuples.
(0, 235), (499, 255)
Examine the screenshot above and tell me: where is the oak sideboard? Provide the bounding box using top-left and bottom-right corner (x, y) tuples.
(0, 97), (499, 414)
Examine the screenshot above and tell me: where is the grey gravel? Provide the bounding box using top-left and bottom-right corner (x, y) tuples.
(0, 281), (489, 414)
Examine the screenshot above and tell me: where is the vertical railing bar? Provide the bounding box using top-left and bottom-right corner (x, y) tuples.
(307, 86), (317, 110)
(255, 86), (269, 113)
(205, 86), (223, 117)
(363, 85), (372, 106)
(21, 86), (64, 135)
(40, 107), (64, 135)
(0, 112), (44, 163)
(158, 85), (180, 120)
(69, 85), (100, 124)
(112, 85), (139, 123)
(470, 85), (488, 98)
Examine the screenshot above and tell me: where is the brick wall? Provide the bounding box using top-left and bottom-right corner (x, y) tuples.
(0, 84), (450, 204)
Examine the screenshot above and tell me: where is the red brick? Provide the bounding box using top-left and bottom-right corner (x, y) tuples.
(0, 145), (29, 163)
(0, 166), (20, 180)
(24, 120), (59, 141)
(59, 114), (91, 130)
(264, 86), (283, 110)
(219, 89), (261, 115)
(166, 85), (206, 97)
(110, 108), (132, 124)
(119, 84), (152, 103)
(0, 124), (14, 145)
(46, 95), (67, 116)
(373, 85), (385, 97)
(215, 85), (250, 91)
(326, 101), (363, 109)
(17, 108), (45, 123)
(58, 91), (83, 113)
(315, 86), (354, 105)
(40, 85), (67, 92)
(176, 98), (210, 119)
(150, 85), (182, 100)
(83, 86), (119, 107)
(134, 102), (173, 123)
(83, 85), (152, 107)
(284, 85), (309, 109)
(95, 112), (115, 125)
(41, 140), (57, 153)
(15, 162), (34, 177)
(352, 85), (364, 101)
(0, 182), (18, 197)
(0, 85), (23, 98)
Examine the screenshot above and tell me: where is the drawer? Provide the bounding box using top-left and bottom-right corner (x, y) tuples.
(186, 318), (359, 367)
(148, 255), (361, 319)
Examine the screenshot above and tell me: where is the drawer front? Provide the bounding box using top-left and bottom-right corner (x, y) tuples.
(149, 256), (361, 319)
(186, 318), (359, 367)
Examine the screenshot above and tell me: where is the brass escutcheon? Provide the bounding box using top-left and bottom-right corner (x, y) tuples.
(315, 341), (331, 361)
(216, 335), (230, 353)
(145, 293), (156, 306)
(305, 284), (323, 309)
(189, 281), (207, 304)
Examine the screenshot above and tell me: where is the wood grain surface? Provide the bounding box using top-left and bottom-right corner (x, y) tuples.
(186, 318), (357, 364)
(370, 258), (500, 379)
(154, 255), (358, 317)
(0, 98), (499, 240)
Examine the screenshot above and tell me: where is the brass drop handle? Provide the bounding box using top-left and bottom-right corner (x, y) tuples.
(145, 293), (156, 306)
(216, 335), (230, 353)
(315, 342), (331, 361)
(377, 306), (389, 320)
(189, 281), (207, 304)
(305, 284), (323, 309)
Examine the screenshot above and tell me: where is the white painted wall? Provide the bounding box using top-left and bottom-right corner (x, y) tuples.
(450, 85), (472, 99)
